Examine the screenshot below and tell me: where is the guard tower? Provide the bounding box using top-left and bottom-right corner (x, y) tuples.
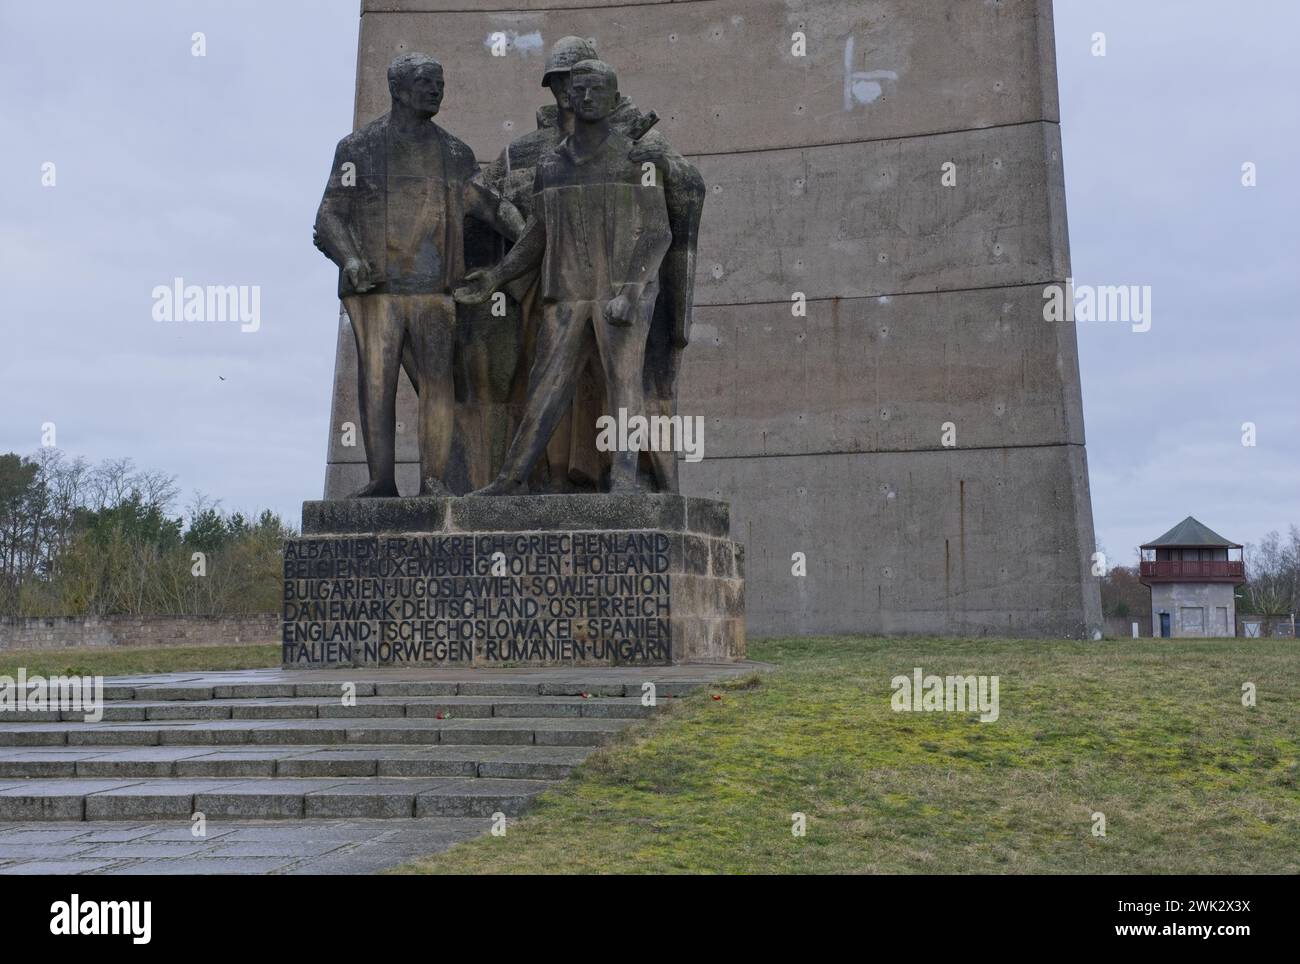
(1139, 517), (1245, 638)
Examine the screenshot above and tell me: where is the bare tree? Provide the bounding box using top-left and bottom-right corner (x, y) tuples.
(1244, 530), (1297, 618)
(87, 457), (136, 510)
(135, 469), (180, 512)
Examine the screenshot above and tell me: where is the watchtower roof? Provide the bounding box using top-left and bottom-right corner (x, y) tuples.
(1141, 516), (1241, 550)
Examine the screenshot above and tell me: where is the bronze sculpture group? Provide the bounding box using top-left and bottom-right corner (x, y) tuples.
(314, 40), (704, 499)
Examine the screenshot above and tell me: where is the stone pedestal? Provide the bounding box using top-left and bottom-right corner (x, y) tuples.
(282, 495), (745, 668)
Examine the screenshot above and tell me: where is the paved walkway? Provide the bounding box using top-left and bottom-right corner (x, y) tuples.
(0, 818), (487, 874)
(0, 663), (764, 874)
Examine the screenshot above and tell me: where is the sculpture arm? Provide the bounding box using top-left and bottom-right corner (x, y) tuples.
(312, 143), (363, 267)
(465, 176), (526, 243)
(486, 212), (546, 285)
(604, 188), (672, 328)
(629, 131), (701, 197)
(481, 147), (510, 193)
(454, 211), (545, 306)
(618, 195), (673, 299)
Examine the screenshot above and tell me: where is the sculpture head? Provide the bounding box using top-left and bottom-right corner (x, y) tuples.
(387, 53), (444, 117)
(541, 36), (597, 110)
(568, 60), (619, 123)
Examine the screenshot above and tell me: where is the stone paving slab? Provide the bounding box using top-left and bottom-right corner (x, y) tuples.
(87, 662), (765, 694)
(84, 781), (248, 820)
(193, 779), (358, 819)
(206, 839), (351, 859)
(1, 718), (638, 749)
(1, 827), (106, 843)
(302, 779), (463, 819)
(103, 695), (656, 719)
(1, 744), (598, 781)
(0, 818), (495, 874)
(0, 759), (78, 777)
(0, 773), (563, 822)
(2, 859), (125, 874)
(79, 840), (224, 860)
(0, 772), (562, 822)
(0, 695), (658, 724)
(77, 758), (189, 779)
(75, 827), (164, 842)
(0, 843), (106, 859)
(136, 826), (239, 842)
(415, 778), (550, 817)
(0, 780), (145, 820)
(103, 857), (295, 875)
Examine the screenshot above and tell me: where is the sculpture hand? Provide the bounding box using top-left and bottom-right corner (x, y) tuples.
(605, 292), (639, 328)
(628, 142), (669, 170)
(454, 269), (498, 306)
(344, 258), (375, 293)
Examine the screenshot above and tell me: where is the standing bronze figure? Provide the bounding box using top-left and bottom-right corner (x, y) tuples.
(460, 56), (704, 495)
(314, 53), (523, 497)
(456, 60), (677, 495)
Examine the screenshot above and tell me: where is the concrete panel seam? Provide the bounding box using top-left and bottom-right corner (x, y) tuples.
(696, 279), (1068, 311)
(366, 1), (720, 14)
(686, 442), (1091, 463)
(680, 120), (1065, 162)
(325, 441), (1091, 469)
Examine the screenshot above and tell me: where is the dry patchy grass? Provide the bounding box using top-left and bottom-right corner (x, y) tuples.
(391, 635), (1300, 874)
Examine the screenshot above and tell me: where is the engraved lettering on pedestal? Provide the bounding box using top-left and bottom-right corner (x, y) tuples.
(282, 530), (674, 666)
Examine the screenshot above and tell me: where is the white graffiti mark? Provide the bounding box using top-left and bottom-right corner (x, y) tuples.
(844, 36), (898, 109)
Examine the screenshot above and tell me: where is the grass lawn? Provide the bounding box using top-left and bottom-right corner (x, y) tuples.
(391, 636), (1300, 874)
(0, 644), (280, 679)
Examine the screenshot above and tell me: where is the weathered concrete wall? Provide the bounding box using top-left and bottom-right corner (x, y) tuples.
(0, 615), (279, 651)
(323, 0), (1102, 639)
(1150, 584), (1236, 638)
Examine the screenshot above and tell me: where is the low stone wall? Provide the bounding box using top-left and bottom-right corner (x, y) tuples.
(0, 614), (279, 651)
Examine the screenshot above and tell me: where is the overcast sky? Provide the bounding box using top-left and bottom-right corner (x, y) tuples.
(1, 0), (1295, 565)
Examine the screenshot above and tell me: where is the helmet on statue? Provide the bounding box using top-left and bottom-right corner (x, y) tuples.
(541, 36), (598, 87)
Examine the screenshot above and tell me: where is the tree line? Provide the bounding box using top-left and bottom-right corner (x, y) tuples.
(5, 447), (1295, 628)
(0, 449), (290, 617)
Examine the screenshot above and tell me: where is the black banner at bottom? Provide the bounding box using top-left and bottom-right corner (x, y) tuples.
(0, 874), (1279, 950)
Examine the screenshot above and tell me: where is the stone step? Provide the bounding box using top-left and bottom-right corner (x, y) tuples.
(0, 744), (593, 780)
(0, 716), (636, 748)
(92, 679), (708, 702)
(0, 667), (765, 836)
(0, 776), (551, 821)
(1, 695), (656, 724)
